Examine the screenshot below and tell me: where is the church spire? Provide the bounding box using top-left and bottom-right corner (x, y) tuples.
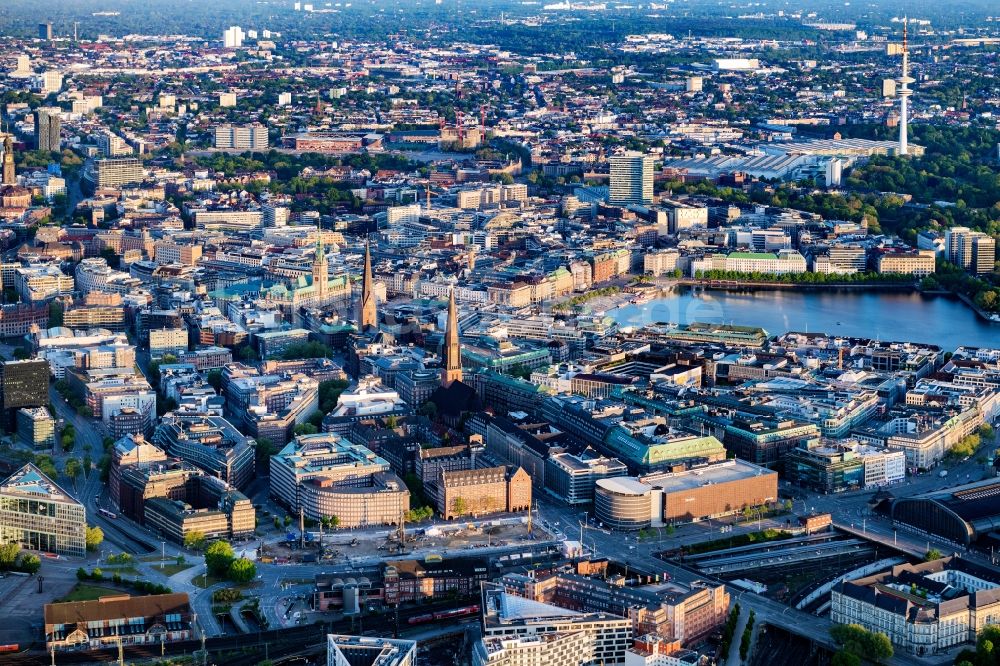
(359, 241), (377, 332)
(313, 232), (328, 300)
(2, 134), (14, 186)
(441, 288), (463, 387)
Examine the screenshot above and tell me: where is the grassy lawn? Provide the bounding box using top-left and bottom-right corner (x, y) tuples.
(155, 562), (196, 576)
(192, 573), (226, 589)
(56, 584), (123, 603)
(139, 555), (167, 563)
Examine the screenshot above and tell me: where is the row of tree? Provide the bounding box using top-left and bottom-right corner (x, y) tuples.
(0, 543), (41, 574)
(694, 270), (913, 284)
(955, 625), (1000, 666)
(76, 567), (172, 595)
(830, 624), (894, 664)
(204, 541), (257, 583)
(739, 610), (756, 661)
(924, 261), (1000, 314)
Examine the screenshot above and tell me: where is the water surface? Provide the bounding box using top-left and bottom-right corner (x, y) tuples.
(610, 288), (998, 350)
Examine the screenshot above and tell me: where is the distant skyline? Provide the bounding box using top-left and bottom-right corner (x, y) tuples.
(3, 0), (1000, 41)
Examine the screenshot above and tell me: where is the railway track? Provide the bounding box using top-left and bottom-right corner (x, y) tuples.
(4, 601), (476, 664)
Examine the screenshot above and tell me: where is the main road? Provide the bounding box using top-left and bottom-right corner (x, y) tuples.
(532, 464), (992, 666)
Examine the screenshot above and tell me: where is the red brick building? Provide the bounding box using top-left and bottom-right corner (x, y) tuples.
(438, 465), (531, 519)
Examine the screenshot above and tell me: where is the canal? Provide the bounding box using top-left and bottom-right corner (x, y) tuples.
(610, 288), (998, 350)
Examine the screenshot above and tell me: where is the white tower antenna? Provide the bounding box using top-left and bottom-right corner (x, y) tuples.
(897, 18), (914, 156)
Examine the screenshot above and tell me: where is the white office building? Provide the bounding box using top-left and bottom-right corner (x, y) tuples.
(386, 204), (422, 226)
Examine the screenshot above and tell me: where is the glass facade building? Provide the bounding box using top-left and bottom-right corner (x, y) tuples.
(0, 463), (86, 557)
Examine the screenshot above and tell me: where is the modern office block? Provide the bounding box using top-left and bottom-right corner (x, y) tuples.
(0, 463), (86, 557)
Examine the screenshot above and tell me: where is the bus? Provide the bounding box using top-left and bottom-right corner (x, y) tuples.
(99, 508), (117, 519)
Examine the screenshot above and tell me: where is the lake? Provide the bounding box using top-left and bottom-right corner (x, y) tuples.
(610, 288), (999, 351)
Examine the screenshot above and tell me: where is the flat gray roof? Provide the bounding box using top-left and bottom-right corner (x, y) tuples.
(596, 477), (652, 496)
(642, 459), (775, 493)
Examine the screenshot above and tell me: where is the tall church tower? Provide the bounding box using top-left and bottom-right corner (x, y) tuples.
(1, 135), (15, 186)
(358, 241), (377, 332)
(441, 288), (463, 387)
(313, 234), (328, 301)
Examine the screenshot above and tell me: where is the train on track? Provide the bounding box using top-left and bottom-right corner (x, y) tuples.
(407, 604), (480, 625)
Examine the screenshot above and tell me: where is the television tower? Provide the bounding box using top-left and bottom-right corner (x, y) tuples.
(896, 17), (914, 156)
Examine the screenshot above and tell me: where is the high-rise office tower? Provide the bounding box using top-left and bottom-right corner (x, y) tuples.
(38, 23), (52, 40)
(34, 107), (61, 152)
(945, 227), (997, 275)
(0, 360), (49, 430)
(609, 151), (654, 206)
(441, 289), (463, 387)
(971, 235), (996, 275)
(358, 242), (377, 332)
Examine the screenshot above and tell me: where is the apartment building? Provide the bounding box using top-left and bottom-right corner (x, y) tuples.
(96, 132), (133, 157)
(214, 124), (269, 150)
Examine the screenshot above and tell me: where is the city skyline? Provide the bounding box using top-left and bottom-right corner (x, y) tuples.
(0, 1), (997, 665)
